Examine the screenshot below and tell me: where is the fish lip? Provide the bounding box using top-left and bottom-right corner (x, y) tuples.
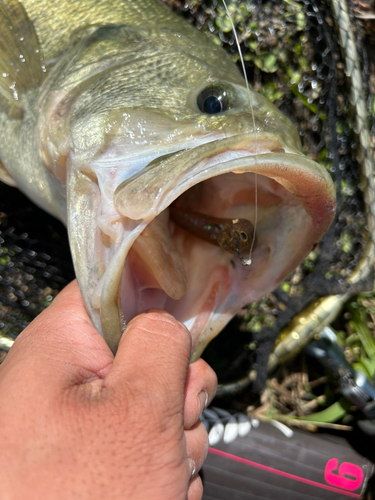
(93, 140), (335, 354)
(114, 134), (335, 236)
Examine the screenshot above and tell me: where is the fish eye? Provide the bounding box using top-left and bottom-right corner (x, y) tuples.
(197, 87), (228, 114)
(239, 231), (248, 242)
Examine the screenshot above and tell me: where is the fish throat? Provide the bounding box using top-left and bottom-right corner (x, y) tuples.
(169, 207), (255, 266)
(107, 149), (329, 360)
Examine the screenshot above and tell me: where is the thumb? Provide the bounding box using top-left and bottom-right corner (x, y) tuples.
(106, 310), (192, 416)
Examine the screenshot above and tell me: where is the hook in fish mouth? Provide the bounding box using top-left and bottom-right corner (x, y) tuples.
(67, 134), (335, 359)
(169, 207), (255, 266)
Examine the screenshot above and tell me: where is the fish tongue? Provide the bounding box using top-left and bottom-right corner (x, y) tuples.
(132, 209), (187, 300)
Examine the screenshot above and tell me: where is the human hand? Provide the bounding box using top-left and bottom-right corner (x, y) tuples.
(0, 281), (217, 500)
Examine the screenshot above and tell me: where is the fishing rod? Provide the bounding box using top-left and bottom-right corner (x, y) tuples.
(201, 407), (374, 500)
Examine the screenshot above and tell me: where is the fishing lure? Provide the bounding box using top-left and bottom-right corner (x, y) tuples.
(170, 207), (254, 266)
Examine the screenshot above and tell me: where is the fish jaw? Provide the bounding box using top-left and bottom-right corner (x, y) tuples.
(32, 21), (335, 357)
(67, 134), (335, 357)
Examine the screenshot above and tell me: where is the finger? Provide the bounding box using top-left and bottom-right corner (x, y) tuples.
(106, 310), (192, 415)
(187, 475), (203, 500)
(184, 358), (217, 430)
(185, 421), (209, 480)
(1, 281), (113, 387)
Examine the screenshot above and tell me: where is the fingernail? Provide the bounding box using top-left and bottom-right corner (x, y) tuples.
(198, 390), (208, 414)
(188, 458), (196, 479)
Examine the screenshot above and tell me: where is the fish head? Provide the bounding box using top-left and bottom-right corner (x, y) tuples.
(37, 22), (335, 358)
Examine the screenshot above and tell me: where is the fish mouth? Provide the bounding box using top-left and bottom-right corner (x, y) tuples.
(67, 133), (335, 359)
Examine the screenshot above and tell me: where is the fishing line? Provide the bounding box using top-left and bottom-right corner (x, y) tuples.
(222, 0), (258, 267)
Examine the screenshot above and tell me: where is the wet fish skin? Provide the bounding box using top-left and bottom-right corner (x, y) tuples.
(0, 0), (335, 356)
(0, 0), (301, 216)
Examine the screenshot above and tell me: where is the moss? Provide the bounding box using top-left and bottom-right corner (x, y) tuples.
(339, 230), (353, 253)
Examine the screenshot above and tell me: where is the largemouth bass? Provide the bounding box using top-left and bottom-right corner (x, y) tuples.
(0, 0), (335, 359)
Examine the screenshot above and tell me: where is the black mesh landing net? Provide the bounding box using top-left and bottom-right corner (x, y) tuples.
(0, 187), (74, 339)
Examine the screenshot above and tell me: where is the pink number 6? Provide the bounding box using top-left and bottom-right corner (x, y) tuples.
(324, 458), (364, 491)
